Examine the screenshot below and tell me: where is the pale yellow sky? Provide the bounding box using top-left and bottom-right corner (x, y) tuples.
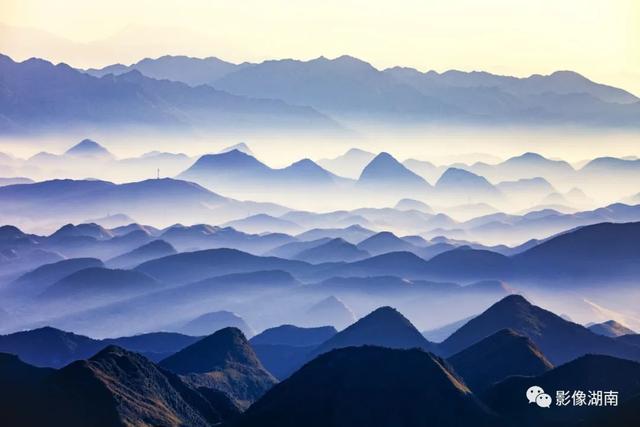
(1, 0), (639, 94)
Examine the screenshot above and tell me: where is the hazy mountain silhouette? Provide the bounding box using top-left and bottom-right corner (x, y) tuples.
(311, 306), (433, 357)
(39, 267), (160, 302)
(250, 325), (337, 347)
(8, 257), (103, 297)
(0, 177), (290, 227)
(0, 54), (337, 134)
(109, 222), (159, 237)
(235, 346), (499, 427)
(0, 345), (239, 427)
(394, 198), (433, 212)
(322, 251), (431, 279)
(295, 224), (375, 243)
(294, 237), (369, 263)
(0, 326), (200, 367)
(317, 148), (376, 178)
(357, 231), (416, 256)
(265, 237), (332, 258)
(588, 320), (636, 337)
(214, 55), (457, 118)
(423, 247), (512, 281)
(219, 142), (254, 155)
(135, 248), (310, 284)
(496, 177), (556, 204)
(178, 149), (348, 193)
(358, 152), (429, 190)
(54, 270), (302, 338)
(581, 156), (640, 176)
(440, 295), (640, 364)
(158, 224), (293, 253)
(106, 239), (177, 269)
(448, 329), (553, 392)
(250, 325), (338, 380)
(86, 54), (247, 86)
(224, 213), (303, 235)
(176, 311), (254, 337)
(160, 327), (276, 407)
(435, 167), (503, 203)
(305, 296), (356, 330)
(51, 222), (114, 240)
(472, 152), (575, 182)
(178, 149), (271, 182)
(513, 221), (640, 281)
(0, 326), (103, 367)
(83, 54), (640, 127)
(102, 332), (201, 361)
(422, 316), (477, 342)
(64, 138), (114, 159)
(385, 67), (640, 126)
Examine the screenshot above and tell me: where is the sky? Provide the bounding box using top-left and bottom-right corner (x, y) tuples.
(0, 0), (638, 94)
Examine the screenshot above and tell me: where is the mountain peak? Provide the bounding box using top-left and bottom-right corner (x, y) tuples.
(182, 149), (266, 172)
(448, 328), (553, 392)
(237, 346), (498, 427)
(65, 139), (113, 158)
(219, 142), (253, 155)
(159, 327), (261, 374)
(286, 158), (327, 172)
(441, 294), (640, 365)
(0, 225), (26, 239)
(588, 320), (636, 337)
(437, 167), (490, 185)
(359, 152), (428, 187)
(312, 305), (432, 356)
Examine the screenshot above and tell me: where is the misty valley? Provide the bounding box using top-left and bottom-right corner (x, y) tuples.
(1, 135), (640, 426)
(1, 51), (640, 427)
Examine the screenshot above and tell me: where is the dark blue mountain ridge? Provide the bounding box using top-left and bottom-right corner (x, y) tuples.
(235, 346), (500, 427)
(250, 325), (337, 347)
(0, 53), (339, 134)
(439, 294), (640, 364)
(0, 326), (200, 367)
(482, 354), (640, 427)
(0, 344), (237, 426)
(447, 328), (553, 392)
(310, 306), (434, 358)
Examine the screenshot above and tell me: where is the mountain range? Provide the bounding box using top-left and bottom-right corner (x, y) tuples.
(83, 54), (640, 128)
(0, 345), (240, 427)
(440, 295), (640, 364)
(483, 354), (640, 427)
(3, 53), (639, 136)
(0, 326), (200, 366)
(448, 329), (553, 392)
(236, 346), (499, 427)
(0, 54), (337, 134)
(159, 327), (276, 408)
